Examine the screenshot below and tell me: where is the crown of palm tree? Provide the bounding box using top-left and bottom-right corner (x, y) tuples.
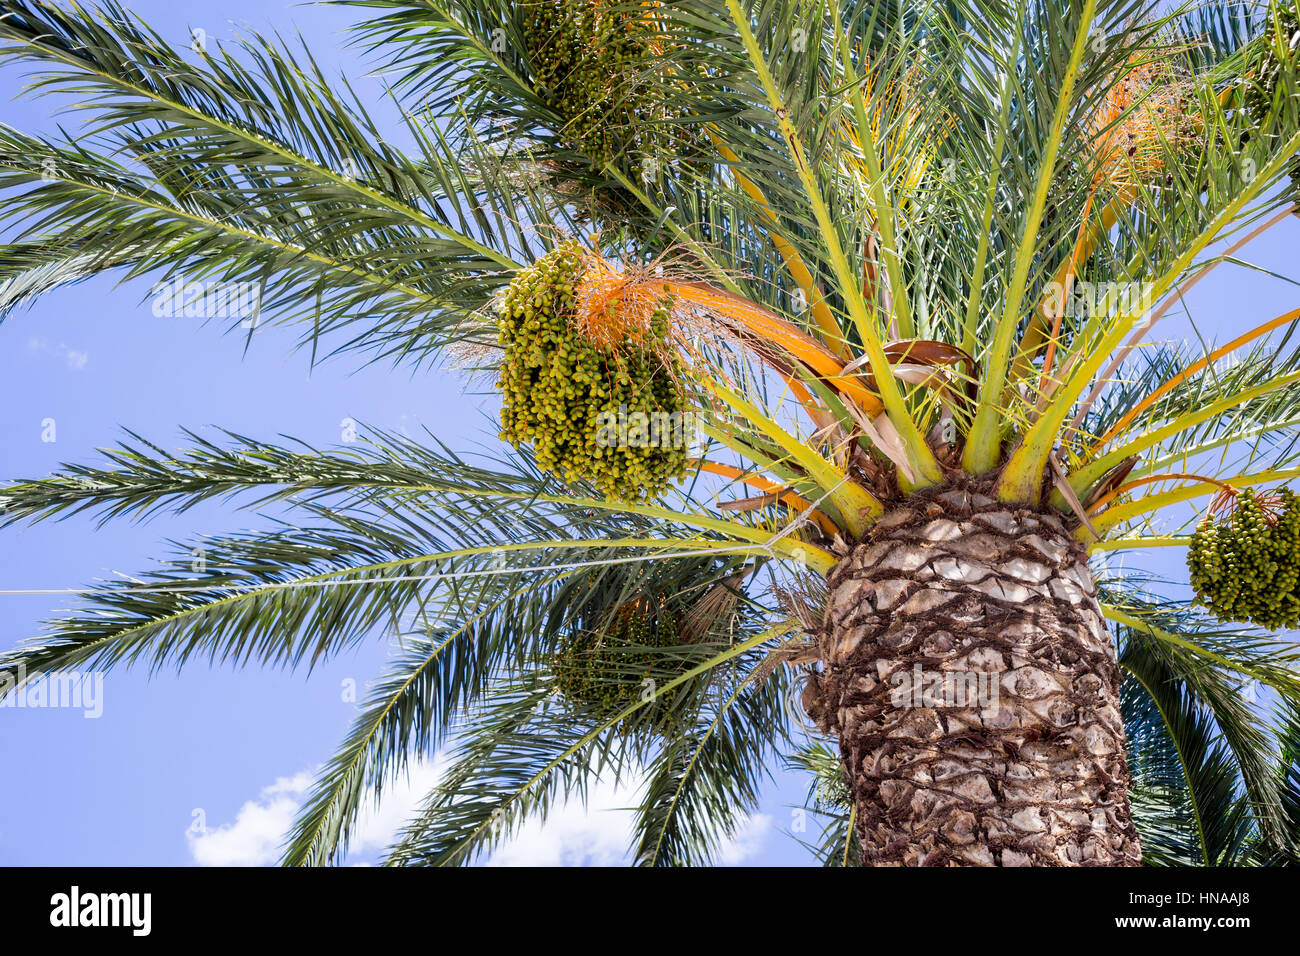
(2, 0), (1300, 866)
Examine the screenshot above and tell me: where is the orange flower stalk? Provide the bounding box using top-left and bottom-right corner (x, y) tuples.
(695, 460), (839, 536)
(666, 280), (886, 416)
(1086, 472), (1238, 517)
(574, 253), (673, 349)
(1022, 53), (1205, 373)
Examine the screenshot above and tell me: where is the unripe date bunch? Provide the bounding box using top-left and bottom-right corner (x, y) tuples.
(1188, 488), (1300, 629)
(1249, 2), (1300, 116)
(522, 0), (693, 166)
(497, 241), (689, 501)
(551, 609), (687, 725)
(1244, 2), (1300, 192)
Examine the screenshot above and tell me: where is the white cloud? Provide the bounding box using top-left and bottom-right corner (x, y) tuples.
(189, 758), (772, 867)
(485, 774), (772, 867)
(24, 336), (89, 370)
(717, 813), (773, 866)
(187, 760), (445, 867)
(188, 771), (313, 867)
(486, 775), (640, 867)
(348, 758), (446, 857)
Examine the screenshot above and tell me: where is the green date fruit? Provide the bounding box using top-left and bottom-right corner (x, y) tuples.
(496, 241), (690, 501)
(1188, 488), (1300, 630)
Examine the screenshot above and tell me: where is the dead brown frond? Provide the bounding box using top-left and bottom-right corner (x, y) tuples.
(748, 634), (821, 689)
(679, 568), (751, 642)
(773, 580), (827, 636)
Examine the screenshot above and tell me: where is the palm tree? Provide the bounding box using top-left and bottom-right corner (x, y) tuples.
(2, 0), (1300, 866)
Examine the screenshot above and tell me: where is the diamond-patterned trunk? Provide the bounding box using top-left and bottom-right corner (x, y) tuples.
(807, 487), (1142, 866)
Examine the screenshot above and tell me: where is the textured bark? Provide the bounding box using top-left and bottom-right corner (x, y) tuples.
(807, 485), (1142, 866)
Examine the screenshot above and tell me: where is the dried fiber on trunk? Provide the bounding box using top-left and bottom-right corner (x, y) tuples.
(808, 484), (1142, 866)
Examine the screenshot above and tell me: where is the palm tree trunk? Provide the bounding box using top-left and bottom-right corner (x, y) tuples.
(806, 485), (1142, 866)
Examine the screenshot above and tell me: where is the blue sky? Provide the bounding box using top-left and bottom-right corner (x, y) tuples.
(0, 0), (1297, 867)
